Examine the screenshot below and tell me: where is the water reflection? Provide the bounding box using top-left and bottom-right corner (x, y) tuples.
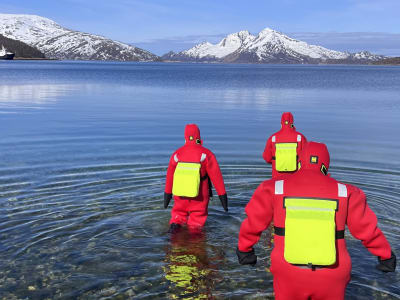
(164, 228), (220, 299)
(0, 84), (90, 105)
(217, 88), (275, 111)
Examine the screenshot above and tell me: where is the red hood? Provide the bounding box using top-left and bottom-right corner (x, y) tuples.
(281, 112), (294, 128)
(299, 141), (330, 173)
(184, 124), (202, 145)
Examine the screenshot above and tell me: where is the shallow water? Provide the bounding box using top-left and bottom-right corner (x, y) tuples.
(0, 61), (399, 299)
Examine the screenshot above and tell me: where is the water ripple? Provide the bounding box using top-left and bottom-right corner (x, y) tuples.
(0, 160), (399, 299)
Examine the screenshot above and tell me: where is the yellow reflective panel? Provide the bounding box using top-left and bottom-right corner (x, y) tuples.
(285, 198), (338, 210)
(275, 143), (297, 172)
(172, 162), (201, 197)
(284, 197), (337, 266)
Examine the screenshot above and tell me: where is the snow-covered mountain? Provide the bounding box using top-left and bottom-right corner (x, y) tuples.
(182, 30), (254, 61)
(163, 28), (385, 64)
(0, 14), (159, 61)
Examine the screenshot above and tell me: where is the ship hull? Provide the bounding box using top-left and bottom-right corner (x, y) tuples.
(0, 53), (15, 60)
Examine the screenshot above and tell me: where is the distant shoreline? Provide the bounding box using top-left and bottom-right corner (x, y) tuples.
(3, 58), (400, 66)
(371, 57), (400, 66)
(13, 57), (57, 61)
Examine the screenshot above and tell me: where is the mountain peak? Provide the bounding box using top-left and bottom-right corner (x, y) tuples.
(217, 30), (254, 50)
(0, 13), (56, 24)
(231, 30), (252, 38)
(258, 27), (280, 36)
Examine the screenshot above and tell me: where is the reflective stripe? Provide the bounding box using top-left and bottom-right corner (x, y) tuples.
(174, 154), (178, 163)
(275, 180), (284, 195)
(276, 144), (297, 149)
(297, 134), (301, 142)
(177, 165), (200, 170)
(200, 153), (207, 162)
(285, 198), (338, 210)
(272, 136), (276, 142)
(338, 183), (347, 197)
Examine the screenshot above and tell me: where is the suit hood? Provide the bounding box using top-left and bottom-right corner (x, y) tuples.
(299, 141), (330, 174)
(281, 112), (294, 128)
(184, 124), (202, 145)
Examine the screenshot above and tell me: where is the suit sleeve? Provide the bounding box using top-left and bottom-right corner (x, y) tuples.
(346, 185), (392, 259)
(263, 137), (273, 164)
(206, 151), (226, 196)
(238, 182), (274, 252)
(164, 153), (178, 194)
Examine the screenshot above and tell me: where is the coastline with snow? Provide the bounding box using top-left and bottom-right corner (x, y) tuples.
(0, 13), (397, 64)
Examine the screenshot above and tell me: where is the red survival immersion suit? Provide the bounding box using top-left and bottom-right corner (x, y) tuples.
(263, 112), (307, 178)
(238, 142), (393, 300)
(164, 124), (227, 227)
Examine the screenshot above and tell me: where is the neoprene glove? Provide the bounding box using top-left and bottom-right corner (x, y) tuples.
(236, 247), (257, 266)
(164, 193), (172, 209)
(219, 194), (228, 212)
(376, 251), (396, 273)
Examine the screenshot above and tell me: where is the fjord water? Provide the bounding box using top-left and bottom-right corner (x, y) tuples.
(0, 61), (399, 299)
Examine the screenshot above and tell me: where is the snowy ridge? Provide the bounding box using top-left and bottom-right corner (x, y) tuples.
(163, 27), (385, 64)
(247, 28), (348, 60)
(182, 31), (254, 59)
(0, 14), (159, 61)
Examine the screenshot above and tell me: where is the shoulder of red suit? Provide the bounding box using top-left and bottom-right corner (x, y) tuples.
(173, 145), (186, 154)
(201, 146), (214, 154)
(268, 131), (305, 143)
(274, 128), (298, 136)
(269, 130), (282, 137)
(259, 177), (279, 190)
(259, 173), (356, 190)
(172, 146), (214, 160)
(297, 131), (307, 139)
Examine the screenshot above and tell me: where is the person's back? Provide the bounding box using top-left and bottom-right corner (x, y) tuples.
(263, 112), (307, 178)
(164, 124), (228, 231)
(237, 142), (396, 300)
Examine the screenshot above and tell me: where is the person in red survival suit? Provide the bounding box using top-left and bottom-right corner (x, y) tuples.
(263, 112), (307, 178)
(164, 124), (228, 232)
(237, 141), (396, 300)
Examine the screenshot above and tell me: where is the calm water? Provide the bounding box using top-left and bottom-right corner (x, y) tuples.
(0, 61), (399, 299)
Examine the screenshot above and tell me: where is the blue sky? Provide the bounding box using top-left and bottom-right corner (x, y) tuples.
(2, 0), (400, 56)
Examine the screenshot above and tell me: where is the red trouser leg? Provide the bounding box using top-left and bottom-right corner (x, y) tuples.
(170, 197), (189, 225)
(273, 275), (346, 300)
(270, 247), (350, 300)
(273, 268), (347, 300)
(187, 198), (209, 227)
(273, 275), (310, 300)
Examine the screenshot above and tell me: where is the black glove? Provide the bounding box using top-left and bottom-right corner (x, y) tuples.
(376, 251), (396, 273)
(164, 193), (172, 209)
(219, 193), (228, 212)
(236, 247), (257, 266)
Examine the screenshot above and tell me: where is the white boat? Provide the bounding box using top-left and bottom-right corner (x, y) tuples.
(0, 45), (15, 60)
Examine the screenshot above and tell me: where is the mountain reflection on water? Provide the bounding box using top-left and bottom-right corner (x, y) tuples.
(0, 61), (399, 299)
